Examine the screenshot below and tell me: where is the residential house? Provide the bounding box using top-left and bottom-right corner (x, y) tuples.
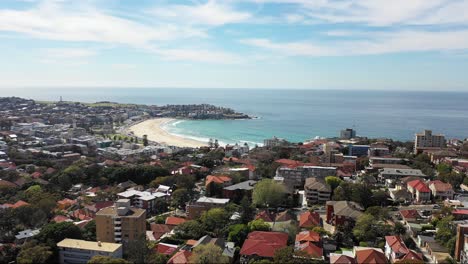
(205, 175), (232, 197)
(400, 210), (421, 223)
(426, 241), (451, 264)
(167, 250), (192, 264)
(385, 236), (408, 262)
(239, 231), (288, 264)
(428, 180), (454, 200)
(295, 231), (323, 260)
(298, 211), (321, 229)
(223, 180), (256, 202)
(326, 201), (364, 227)
(407, 180), (431, 203)
(354, 247), (388, 264)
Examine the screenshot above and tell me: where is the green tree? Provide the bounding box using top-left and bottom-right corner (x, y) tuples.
(171, 188), (190, 209)
(146, 252), (169, 264)
(393, 222), (406, 236)
(16, 245), (53, 264)
(87, 256), (130, 264)
(37, 222), (82, 246)
(325, 176), (342, 193)
(125, 236), (149, 264)
(228, 224), (249, 246)
(240, 195), (255, 224)
(82, 220), (96, 241)
(248, 219), (271, 232)
(143, 135), (149, 146)
(189, 243), (229, 264)
(252, 179), (286, 208)
(174, 220), (206, 239)
(200, 208), (230, 235)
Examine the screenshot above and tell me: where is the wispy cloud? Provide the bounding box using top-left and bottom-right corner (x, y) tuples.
(150, 0), (252, 26)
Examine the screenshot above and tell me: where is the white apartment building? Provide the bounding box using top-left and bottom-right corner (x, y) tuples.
(57, 239), (122, 264)
(414, 130), (446, 154)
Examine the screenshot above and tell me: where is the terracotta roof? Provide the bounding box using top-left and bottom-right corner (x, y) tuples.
(355, 248), (387, 264)
(275, 159), (304, 168)
(53, 215), (72, 223)
(205, 175), (231, 186)
(400, 210), (420, 220)
(3, 200), (29, 209)
(156, 243), (178, 255)
(330, 254), (357, 264)
(150, 223), (173, 240)
(240, 231), (288, 258)
(299, 211), (321, 228)
(0, 179), (17, 188)
(31, 172), (42, 179)
(429, 180), (453, 192)
(452, 209), (468, 215)
(407, 179), (430, 193)
(186, 239), (198, 246)
(167, 250), (192, 264)
(165, 216), (187, 226)
(57, 198), (76, 206)
(385, 236), (409, 255)
(297, 241), (323, 258)
(275, 211), (292, 222)
(296, 231), (321, 243)
(255, 210), (275, 222)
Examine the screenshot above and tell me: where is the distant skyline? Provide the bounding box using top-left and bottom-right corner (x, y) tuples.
(1, 0), (468, 90)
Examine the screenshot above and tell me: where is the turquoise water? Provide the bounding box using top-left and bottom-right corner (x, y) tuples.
(3, 88), (468, 144)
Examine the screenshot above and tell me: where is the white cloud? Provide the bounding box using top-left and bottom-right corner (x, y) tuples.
(0, 0), (205, 48)
(151, 0), (252, 26)
(242, 30), (468, 57)
(150, 47), (244, 64)
(43, 48), (96, 59)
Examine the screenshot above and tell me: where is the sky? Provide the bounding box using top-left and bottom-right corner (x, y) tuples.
(1, 0), (468, 90)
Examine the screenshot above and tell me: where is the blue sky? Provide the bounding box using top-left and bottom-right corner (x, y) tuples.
(1, 0), (468, 90)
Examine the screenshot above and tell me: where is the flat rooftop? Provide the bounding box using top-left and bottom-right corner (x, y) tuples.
(96, 206), (146, 217)
(57, 238), (122, 252)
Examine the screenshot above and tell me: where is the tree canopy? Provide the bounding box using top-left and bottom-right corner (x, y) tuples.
(252, 179), (286, 208)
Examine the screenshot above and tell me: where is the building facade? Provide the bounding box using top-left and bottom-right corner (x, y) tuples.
(57, 239), (122, 264)
(95, 199), (146, 244)
(304, 177), (331, 204)
(414, 130), (446, 154)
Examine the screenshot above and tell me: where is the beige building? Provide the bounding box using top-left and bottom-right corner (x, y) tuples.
(304, 177), (331, 204)
(414, 130), (446, 154)
(57, 238), (122, 264)
(95, 199), (146, 244)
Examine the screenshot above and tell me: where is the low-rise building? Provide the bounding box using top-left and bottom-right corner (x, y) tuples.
(57, 238), (122, 264)
(407, 180), (431, 203)
(428, 180), (454, 200)
(186, 196), (229, 219)
(304, 177), (331, 204)
(326, 201), (363, 227)
(240, 231), (288, 264)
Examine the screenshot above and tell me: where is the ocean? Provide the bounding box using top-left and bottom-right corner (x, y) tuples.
(3, 88), (468, 145)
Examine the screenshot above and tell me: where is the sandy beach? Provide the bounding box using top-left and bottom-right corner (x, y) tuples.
(128, 118), (207, 148)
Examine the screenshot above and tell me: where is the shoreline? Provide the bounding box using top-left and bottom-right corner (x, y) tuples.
(128, 118), (208, 148)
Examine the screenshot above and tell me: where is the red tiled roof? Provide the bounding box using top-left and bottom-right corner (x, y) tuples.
(385, 236), (409, 255)
(150, 223), (173, 240)
(453, 209), (468, 215)
(57, 198), (76, 207)
(240, 231), (288, 258)
(165, 216), (187, 226)
(156, 243), (178, 255)
(53, 215), (72, 223)
(0, 179), (17, 188)
(355, 248), (387, 264)
(297, 241), (323, 258)
(296, 231), (321, 243)
(3, 200), (29, 209)
(330, 255), (357, 264)
(167, 250), (192, 264)
(275, 211), (292, 222)
(400, 210), (420, 219)
(407, 180), (430, 193)
(255, 210), (274, 222)
(31, 171), (42, 179)
(205, 175), (231, 186)
(275, 159), (304, 168)
(299, 211), (321, 228)
(429, 180), (453, 192)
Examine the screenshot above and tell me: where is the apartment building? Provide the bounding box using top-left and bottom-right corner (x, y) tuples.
(304, 177), (331, 204)
(275, 166), (337, 190)
(95, 199), (146, 244)
(57, 238), (122, 264)
(414, 130), (446, 154)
